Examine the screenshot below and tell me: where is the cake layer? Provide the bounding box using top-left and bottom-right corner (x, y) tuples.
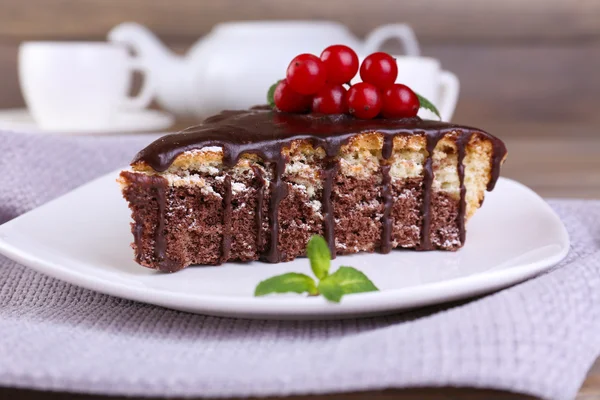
(119, 110), (506, 272)
(121, 169), (461, 271)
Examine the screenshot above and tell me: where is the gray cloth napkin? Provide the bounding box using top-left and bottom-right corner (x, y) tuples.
(1, 131), (599, 400)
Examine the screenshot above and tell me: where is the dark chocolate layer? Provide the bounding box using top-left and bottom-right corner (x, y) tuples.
(131, 110), (507, 268)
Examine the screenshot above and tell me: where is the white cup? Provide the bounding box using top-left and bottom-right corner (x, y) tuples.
(19, 42), (154, 130)
(353, 56), (459, 121)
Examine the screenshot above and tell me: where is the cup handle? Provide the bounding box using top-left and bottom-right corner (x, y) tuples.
(437, 70), (460, 121)
(364, 24), (420, 56)
(121, 58), (154, 110)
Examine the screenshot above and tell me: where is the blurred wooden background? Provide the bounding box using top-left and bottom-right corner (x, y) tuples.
(1, 0), (599, 198)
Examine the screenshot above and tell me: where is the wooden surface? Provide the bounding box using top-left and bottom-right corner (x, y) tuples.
(2, 0), (600, 42)
(1, 0), (600, 398)
(0, 355), (599, 399)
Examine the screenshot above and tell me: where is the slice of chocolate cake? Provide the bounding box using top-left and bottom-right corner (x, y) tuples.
(119, 110), (507, 272)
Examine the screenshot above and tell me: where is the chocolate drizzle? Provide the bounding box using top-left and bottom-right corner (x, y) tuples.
(221, 174), (233, 262)
(418, 133), (439, 249)
(251, 166), (265, 250)
(380, 165), (393, 253)
(153, 180), (178, 271)
(132, 216), (143, 264)
(379, 134), (394, 253)
(487, 144), (505, 191)
(132, 109), (506, 262)
(456, 132), (473, 245)
(322, 159), (339, 258)
(263, 160), (287, 262)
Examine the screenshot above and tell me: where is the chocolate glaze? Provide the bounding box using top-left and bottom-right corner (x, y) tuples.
(322, 159), (339, 258)
(379, 134), (394, 253)
(456, 132), (473, 245)
(153, 179), (178, 271)
(417, 134), (436, 250)
(132, 215), (143, 264)
(263, 159), (287, 262)
(250, 165), (265, 250)
(221, 174), (233, 262)
(132, 109), (506, 261)
(380, 164), (393, 253)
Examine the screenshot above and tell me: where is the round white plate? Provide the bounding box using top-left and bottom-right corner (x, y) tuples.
(0, 108), (174, 134)
(0, 171), (569, 319)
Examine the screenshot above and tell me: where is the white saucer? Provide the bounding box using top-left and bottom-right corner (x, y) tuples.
(0, 171), (569, 320)
(0, 108), (174, 134)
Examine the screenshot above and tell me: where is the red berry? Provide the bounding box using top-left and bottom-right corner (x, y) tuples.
(381, 84), (420, 118)
(320, 45), (359, 85)
(346, 82), (382, 119)
(359, 52), (398, 89)
(273, 79), (312, 113)
(286, 54), (327, 95)
(312, 84), (348, 114)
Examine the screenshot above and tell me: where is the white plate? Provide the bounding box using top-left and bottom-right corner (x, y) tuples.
(0, 171), (569, 319)
(0, 108), (174, 134)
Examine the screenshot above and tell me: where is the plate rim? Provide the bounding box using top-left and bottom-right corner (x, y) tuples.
(0, 172), (570, 319)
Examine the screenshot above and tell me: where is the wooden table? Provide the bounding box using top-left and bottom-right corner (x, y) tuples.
(1, 358), (599, 400)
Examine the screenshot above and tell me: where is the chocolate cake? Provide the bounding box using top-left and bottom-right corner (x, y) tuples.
(119, 109), (507, 272)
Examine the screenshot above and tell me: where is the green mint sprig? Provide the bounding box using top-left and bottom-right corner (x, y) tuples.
(318, 266), (379, 303)
(254, 272), (318, 296)
(267, 80), (280, 108)
(307, 234), (330, 280)
(415, 92), (441, 119)
(254, 235), (379, 303)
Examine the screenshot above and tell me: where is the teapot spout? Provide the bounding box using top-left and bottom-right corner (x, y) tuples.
(108, 22), (191, 116)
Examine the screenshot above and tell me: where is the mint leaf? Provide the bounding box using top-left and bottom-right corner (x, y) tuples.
(267, 80), (281, 108)
(317, 266), (379, 303)
(254, 236), (380, 303)
(415, 92), (441, 120)
(255, 272), (317, 297)
(307, 235), (331, 280)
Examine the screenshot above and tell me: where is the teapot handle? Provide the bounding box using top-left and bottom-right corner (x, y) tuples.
(364, 24), (420, 56)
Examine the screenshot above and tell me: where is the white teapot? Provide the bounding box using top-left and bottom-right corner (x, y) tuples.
(108, 21), (420, 119)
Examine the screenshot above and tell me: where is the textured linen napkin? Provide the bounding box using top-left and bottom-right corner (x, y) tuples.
(1, 131), (599, 400)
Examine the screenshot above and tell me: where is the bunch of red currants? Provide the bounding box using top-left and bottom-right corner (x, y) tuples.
(272, 45), (421, 120)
